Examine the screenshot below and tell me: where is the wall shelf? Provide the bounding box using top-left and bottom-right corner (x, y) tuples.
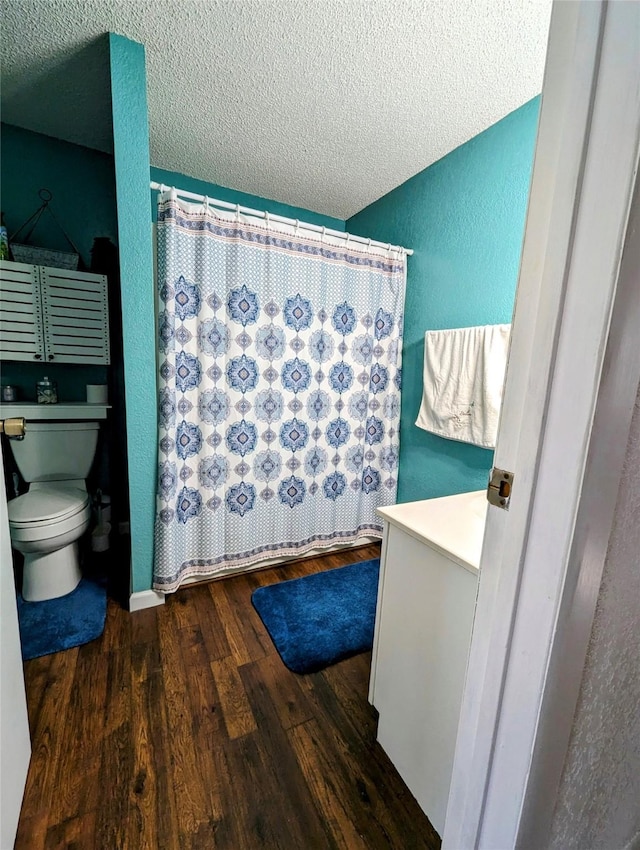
(0, 403), (110, 421)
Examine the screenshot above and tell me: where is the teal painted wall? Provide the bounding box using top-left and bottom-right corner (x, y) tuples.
(150, 167), (344, 230)
(348, 98), (540, 503)
(0, 123), (117, 399)
(1, 123), (118, 266)
(109, 34), (157, 594)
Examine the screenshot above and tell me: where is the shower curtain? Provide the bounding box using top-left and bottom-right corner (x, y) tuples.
(153, 193), (406, 592)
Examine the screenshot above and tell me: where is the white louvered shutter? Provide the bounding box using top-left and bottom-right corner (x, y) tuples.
(41, 268), (110, 364)
(0, 260), (46, 362)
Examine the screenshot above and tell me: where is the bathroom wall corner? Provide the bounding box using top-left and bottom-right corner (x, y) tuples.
(347, 97), (540, 504)
(108, 33), (156, 593)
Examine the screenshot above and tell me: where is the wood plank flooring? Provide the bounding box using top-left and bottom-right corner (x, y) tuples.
(15, 544), (442, 849)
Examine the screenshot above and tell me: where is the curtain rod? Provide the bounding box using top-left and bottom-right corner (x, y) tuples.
(150, 181), (413, 256)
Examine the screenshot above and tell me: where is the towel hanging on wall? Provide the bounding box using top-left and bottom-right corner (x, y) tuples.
(415, 324), (511, 449)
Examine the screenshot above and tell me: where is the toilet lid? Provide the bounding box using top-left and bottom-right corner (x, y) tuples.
(8, 487), (89, 525)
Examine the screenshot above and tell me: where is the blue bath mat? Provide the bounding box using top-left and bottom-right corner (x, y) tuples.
(251, 558), (380, 675)
(17, 579), (107, 661)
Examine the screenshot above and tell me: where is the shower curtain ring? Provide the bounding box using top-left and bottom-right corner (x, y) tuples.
(235, 203), (240, 222)
(294, 219), (300, 236)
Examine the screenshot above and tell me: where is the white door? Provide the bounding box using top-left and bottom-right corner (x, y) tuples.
(0, 435), (31, 848)
(444, 1), (640, 847)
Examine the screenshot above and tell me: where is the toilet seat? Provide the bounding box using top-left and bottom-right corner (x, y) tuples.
(9, 503), (91, 547)
(8, 486), (90, 528)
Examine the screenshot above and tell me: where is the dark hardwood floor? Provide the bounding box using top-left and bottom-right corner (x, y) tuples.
(15, 544), (442, 849)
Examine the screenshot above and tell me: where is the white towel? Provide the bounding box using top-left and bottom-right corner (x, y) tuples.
(415, 324), (511, 449)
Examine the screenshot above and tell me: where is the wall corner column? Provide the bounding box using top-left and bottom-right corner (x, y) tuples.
(108, 33), (156, 593)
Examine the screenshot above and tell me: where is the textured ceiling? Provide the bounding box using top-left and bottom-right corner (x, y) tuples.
(1, 0), (552, 220)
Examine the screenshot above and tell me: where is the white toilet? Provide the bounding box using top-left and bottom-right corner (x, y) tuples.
(7, 421), (99, 602)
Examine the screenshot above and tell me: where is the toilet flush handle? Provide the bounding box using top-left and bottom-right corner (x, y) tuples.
(0, 417), (26, 439)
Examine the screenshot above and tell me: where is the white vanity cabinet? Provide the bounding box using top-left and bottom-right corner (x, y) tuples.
(369, 490), (486, 836)
(0, 260), (110, 364)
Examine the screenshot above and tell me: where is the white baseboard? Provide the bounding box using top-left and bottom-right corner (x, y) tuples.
(129, 589), (165, 611)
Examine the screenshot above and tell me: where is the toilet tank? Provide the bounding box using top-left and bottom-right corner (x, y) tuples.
(10, 421), (100, 483)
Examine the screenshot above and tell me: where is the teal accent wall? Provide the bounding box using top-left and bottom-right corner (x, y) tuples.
(150, 167), (344, 231)
(1, 123), (118, 266)
(348, 98), (540, 503)
(109, 34), (157, 593)
(0, 123), (117, 399)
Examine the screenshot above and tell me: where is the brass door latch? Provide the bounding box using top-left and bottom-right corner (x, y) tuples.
(0, 417), (26, 439)
(487, 467), (514, 509)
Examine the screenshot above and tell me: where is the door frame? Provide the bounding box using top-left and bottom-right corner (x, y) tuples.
(443, 1), (640, 847)
(0, 438), (31, 848)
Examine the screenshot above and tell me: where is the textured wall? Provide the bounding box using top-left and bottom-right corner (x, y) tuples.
(549, 384), (640, 850)
(109, 34), (157, 593)
(0, 123), (115, 400)
(347, 98), (539, 503)
(1, 123), (117, 264)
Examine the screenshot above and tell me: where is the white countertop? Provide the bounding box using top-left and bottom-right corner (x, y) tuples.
(377, 490), (488, 573)
(0, 402), (111, 421)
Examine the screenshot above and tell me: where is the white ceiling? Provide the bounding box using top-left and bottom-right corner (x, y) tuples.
(1, 0), (552, 220)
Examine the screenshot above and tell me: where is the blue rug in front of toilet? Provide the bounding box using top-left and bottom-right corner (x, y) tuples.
(16, 579), (107, 661)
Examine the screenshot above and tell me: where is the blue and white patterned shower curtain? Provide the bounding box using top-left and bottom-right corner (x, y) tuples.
(153, 194), (405, 592)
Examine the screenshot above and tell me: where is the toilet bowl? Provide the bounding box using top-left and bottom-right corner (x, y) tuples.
(9, 485), (91, 601)
(6, 418), (101, 601)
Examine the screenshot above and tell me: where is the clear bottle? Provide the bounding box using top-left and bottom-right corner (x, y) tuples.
(36, 376), (57, 404)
